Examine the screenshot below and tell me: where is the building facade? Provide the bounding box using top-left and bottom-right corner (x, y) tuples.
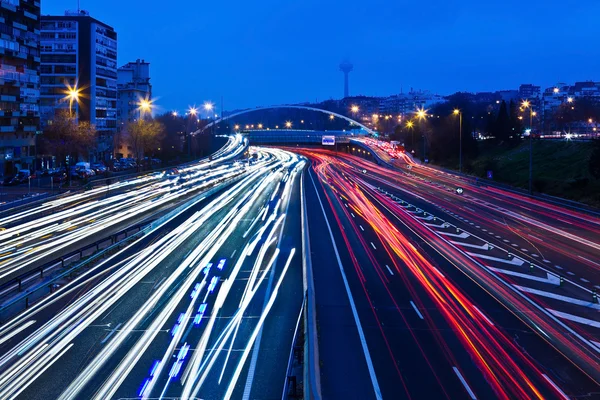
(40, 10), (117, 162)
(115, 59), (151, 159)
(0, 0), (41, 175)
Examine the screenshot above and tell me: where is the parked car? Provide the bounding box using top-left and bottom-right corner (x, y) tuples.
(52, 173), (67, 184)
(1, 175), (15, 186)
(91, 163), (107, 174)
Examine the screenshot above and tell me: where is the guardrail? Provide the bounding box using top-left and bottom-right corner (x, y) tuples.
(282, 296), (305, 399)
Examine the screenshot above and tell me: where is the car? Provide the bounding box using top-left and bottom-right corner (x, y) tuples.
(91, 163), (107, 174)
(1, 175), (15, 186)
(52, 173), (67, 184)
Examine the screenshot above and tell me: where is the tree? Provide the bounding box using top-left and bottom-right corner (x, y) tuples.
(493, 100), (511, 142)
(121, 119), (166, 161)
(40, 109), (96, 165)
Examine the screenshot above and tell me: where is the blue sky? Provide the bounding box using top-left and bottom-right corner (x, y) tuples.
(46, 1), (600, 113)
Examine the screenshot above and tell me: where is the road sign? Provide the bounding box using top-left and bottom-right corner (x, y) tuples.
(322, 135), (335, 146)
(486, 170), (493, 179)
(456, 187), (464, 195)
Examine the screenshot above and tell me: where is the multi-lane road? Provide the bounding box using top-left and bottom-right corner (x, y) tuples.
(0, 136), (598, 399)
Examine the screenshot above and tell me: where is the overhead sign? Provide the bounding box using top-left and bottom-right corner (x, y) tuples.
(322, 135), (335, 146)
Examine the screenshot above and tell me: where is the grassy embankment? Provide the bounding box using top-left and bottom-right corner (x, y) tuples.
(465, 140), (599, 207)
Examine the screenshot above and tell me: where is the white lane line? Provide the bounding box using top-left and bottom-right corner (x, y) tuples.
(360, 225), (364, 231)
(472, 306), (494, 326)
(579, 255), (600, 267)
(410, 301), (424, 320)
(309, 172), (383, 399)
(101, 323), (122, 344)
(345, 203), (348, 208)
(581, 278), (590, 283)
(453, 367), (477, 400)
(351, 213), (355, 218)
(542, 374), (570, 400)
(438, 231), (470, 239)
(370, 242), (377, 250)
(548, 309), (600, 329)
(466, 252), (524, 267)
(487, 267), (560, 285)
(515, 286), (600, 309)
(433, 267), (445, 279)
(231, 249), (237, 258)
(449, 241), (489, 250)
(385, 265), (394, 276)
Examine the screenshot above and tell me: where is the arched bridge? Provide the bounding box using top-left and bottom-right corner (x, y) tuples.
(196, 105), (375, 135)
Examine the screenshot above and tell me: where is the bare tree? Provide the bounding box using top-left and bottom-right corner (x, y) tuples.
(40, 109), (96, 165)
(121, 119), (166, 162)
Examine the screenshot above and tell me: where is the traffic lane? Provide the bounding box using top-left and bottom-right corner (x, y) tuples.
(409, 164), (600, 238)
(358, 169), (600, 290)
(308, 166), (495, 399)
(352, 188), (599, 399)
(242, 172), (304, 400)
(304, 170), (379, 400)
(323, 178), (487, 399)
(7, 177), (271, 400)
(304, 150), (598, 399)
(361, 182), (600, 394)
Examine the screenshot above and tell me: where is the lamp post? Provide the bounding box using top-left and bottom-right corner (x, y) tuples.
(522, 100), (534, 194)
(187, 106), (197, 157)
(416, 107), (427, 161)
(453, 109), (463, 173)
(139, 99), (151, 121)
(406, 120), (414, 151)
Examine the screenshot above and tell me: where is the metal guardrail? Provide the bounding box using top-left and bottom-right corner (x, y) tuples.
(282, 296), (305, 399)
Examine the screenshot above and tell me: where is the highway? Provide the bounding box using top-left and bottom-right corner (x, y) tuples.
(1, 136), (599, 400)
(0, 136), (247, 286)
(299, 148), (600, 399)
(0, 144), (305, 399)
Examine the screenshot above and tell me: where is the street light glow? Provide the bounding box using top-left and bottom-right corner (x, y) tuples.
(285, 121), (292, 128)
(521, 100), (530, 109)
(172, 111), (178, 117)
(453, 109), (460, 115)
(553, 87), (560, 93)
(188, 106), (198, 116)
(416, 107), (427, 120)
(567, 97), (574, 103)
(204, 102), (214, 111)
(329, 114), (334, 120)
(406, 120), (414, 128)
(351, 105), (359, 113)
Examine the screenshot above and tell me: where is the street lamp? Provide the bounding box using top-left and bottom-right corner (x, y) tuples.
(138, 99), (152, 120)
(522, 100), (535, 194)
(172, 111), (178, 117)
(329, 114), (334, 120)
(285, 121), (292, 129)
(351, 105), (359, 118)
(186, 106), (198, 157)
(567, 97), (574, 103)
(64, 84), (81, 118)
(453, 109), (463, 173)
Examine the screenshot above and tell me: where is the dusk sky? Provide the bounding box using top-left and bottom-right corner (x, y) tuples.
(46, 1), (600, 113)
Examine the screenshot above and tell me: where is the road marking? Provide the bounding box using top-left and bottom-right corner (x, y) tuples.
(467, 252), (524, 267)
(542, 374), (570, 400)
(439, 231), (470, 239)
(101, 323), (122, 344)
(351, 212), (355, 218)
(548, 309), (600, 329)
(385, 265), (394, 276)
(231, 249), (237, 258)
(581, 278), (590, 283)
(370, 242), (377, 250)
(449, 241), (489, 250)
(579, 255), (600, 267)
(410, 301), (424, 319)
(554, 265), (563, 270)
(488, 267), (559, 285)
(515, 286), (600, 309)
(416, 215), (434, 221)
(453, 367), (477, 400)
(567, 271), (575, 276)
(310, 172), (383, 399)
(433, 267), (445, 278)
(472, 306), (494, 326)
(360, 225), (364, 231)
